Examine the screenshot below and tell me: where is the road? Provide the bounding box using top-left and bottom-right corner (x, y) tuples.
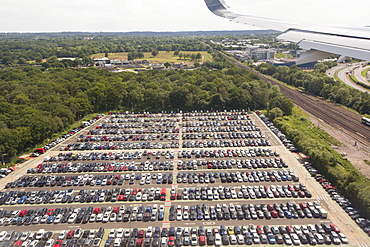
(327, 64), (370, 93)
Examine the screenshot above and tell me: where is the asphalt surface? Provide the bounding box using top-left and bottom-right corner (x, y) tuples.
(0, 112), (369, 246)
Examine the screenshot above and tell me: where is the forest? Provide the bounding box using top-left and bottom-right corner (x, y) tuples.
(0, 35), (208, 67)
(0, 60), (293, 162)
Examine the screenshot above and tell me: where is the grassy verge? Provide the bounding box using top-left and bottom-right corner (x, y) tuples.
(334, 68), (344, 83)
(91, 51), (212, 63)
(361, 66), (370, 78)
(349, 74), (370, 90)
(273, 107), (370, 217)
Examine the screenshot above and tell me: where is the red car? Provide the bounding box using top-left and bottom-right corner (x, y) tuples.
(53, 240), (63, 247)
(256, 225), (264, 234)
(66, 230), (74, 239)
(136, 238), (143, 247)
(46, 209), (54, 215)
(13, 241), (22, 247)
(168, 236), (175, 247)
(330, 224), (340, 233)
(93, 207), (100, 214)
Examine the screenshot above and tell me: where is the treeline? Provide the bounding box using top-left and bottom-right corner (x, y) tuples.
(255, 63), (370, 114)
(272, 112), (370, 217)
(0, 36), (208, 66)
(0, 65), (294, 162)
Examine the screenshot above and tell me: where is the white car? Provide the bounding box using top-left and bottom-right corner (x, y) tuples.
(20, 231), (30, 241)
(45, 239), (54, 247)
(35, 229), (45, 240)
(29, 240), (39, 247)
(0, 231), (7, 241)
(68, 213), (77, 223)
(108, 229), (116, 239)
(114, 238), (121, 247)
(116, 228), (124, 238)
(102, 213), (110, 223)
(89, 214), (96, 222)
(58, 230), (67, 240)
(54, 214), (63, 224)
(214, 234), (222, 246)
(110, 213), (117, 222)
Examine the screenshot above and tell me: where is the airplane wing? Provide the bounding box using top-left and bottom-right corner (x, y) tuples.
(204, 0), (370, 64)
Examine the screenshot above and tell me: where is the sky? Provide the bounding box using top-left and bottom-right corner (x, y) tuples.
(0, 0), (368, 33)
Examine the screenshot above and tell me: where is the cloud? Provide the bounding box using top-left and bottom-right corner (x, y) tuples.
(0, 0), (367, 32)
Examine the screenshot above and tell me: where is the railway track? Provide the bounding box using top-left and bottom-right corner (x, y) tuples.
(223, 54), (370, 146)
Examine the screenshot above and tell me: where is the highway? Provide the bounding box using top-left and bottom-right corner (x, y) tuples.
(326, 64), (370, 93)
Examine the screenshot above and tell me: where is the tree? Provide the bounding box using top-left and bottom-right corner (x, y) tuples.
(164, 62), (171, 68)
(196, 53), (202, 61)
(151, 49), (158, 57)
(105, 53), (109, 58)
(280, 97), (294, 116)
(174, 50), (179, 56)
(127, 53), (135, 61)
(314, 63), (329, 73)
(137, 52), (144, 59)
(268, 107), (283, 120)
(82, 56), (93, 66)
(17, 58), (26, 64)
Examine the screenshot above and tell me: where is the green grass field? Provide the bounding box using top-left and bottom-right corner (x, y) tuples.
(91, 51), (213, 63)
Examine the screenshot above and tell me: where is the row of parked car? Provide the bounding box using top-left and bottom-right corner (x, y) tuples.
(175, 170), (299, 184)
(78, 133), (180, 142)
(29, 161), (177, 174)
(168, 201), (327, 221)
(178, 158), (286, 171)
(16, 170), (298, 188)
(0, 221), (348, 247)
(177, 148), (279, 159)
(174, 184), (311, 201)
(181, 125), (260, 134)
(63, 141), (180, 151)
(104, 223), (347, 247)
(1, 227), (106, 247)
(0, 204), (166, 226)
(100, 120), (178, 127)
(303, 162), (370, 237)
(0, 187), (167, 205)
(256, 112), (298, 152)
(181, 139), (270, 148)
(183, 118), (253, 127)
(31, 156), (287, 175)
(35, 115), (104, 156)
(46, 150), (175, 162)
(106, 113), (180, 122)
(182, 111), (250, 120)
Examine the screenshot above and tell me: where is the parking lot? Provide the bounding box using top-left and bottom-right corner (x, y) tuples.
(0, 111), (368, 246)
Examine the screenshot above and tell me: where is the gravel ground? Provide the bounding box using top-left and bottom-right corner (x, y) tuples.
(308, 115), (370, 179)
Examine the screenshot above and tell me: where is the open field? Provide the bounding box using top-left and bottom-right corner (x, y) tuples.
(91, 51), (213, 63)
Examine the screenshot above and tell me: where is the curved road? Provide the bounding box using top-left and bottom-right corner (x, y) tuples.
(327, 64), (370, 94)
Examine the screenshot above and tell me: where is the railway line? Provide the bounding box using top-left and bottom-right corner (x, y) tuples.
(224, 55), (370, 146)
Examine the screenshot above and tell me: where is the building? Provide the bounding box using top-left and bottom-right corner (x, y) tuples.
(94, 57), (110, 66)
(250, 48), (276, 60)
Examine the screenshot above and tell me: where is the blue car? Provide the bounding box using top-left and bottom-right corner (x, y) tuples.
(284, 211), (292, 219)
(267, 234), (276, 244)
